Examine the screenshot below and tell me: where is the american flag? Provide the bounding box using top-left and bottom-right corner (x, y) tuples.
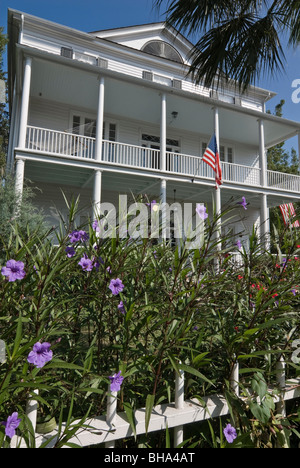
(202, 134), (222, 187)
(279, 203), (300, 227)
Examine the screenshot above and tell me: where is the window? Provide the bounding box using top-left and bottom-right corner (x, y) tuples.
(220, 145), (233, 163)
(104, 122), (116, 142)
(72, 115), (96, 138)
(71, 114), (117, 141)
(202, 141), (233, 163)
(141, 133), (181, 170)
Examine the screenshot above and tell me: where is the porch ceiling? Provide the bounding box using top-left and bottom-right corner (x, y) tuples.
(29, 57), (300, 149)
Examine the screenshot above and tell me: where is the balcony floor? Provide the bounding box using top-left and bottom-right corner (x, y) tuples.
(21, 156), (299, 211)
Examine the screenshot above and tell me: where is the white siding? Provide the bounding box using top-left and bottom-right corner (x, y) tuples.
(29, 98), (70, 132)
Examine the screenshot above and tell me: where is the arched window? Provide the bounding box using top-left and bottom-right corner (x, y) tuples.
(141, 40), (183, 63)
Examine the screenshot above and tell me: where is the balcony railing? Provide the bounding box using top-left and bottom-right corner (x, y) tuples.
(25, 125), (300, 192)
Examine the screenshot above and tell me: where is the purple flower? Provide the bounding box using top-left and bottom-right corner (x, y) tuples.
(237, 197), (247, 210)
(196, 203), (208, 220)
(1, 412), (21, 438)
(65, 246), (76, 258)
(223, 423), (237, 443)
(236, 239), (242, 249)
(92, 219), (99, 232)
(291, 289), (296, 296)
(109, 278), (124, 295)
(106, 266), (112, 274)
(146, 200), (157, 211)
(118, 301), (126, 314)
(109, 371), (124, 392)
(69, 230), (89, 243)
(78, 254), (94, 271)
(27, 342), (53, 369)
(1, 259), (26, 282)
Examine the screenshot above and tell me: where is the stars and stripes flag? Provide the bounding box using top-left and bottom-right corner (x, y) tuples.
(202, 133), (222, 188)
(279, 203), (300, 227)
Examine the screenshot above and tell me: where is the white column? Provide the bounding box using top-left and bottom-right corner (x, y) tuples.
(15, 158), (25, 197)
(160, 93), (167, 240)
(160, 178), (167, 240)
(214, 108), (221, 262)
(93, 169), (102, 218)
(261, 192), (269, 249)
(259, 119), (267, 187)
(214, 107), (221, 213)
(18, 57), (32, 149)
(160, 92), (167, 172)
(95, 76), (105, 162)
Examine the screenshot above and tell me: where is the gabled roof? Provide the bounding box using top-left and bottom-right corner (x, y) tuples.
(89, 22), (194, 65)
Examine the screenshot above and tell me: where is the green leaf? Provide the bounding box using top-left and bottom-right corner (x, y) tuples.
(11, 313), (22, 359)
(251, 372), (267, 400)
(179, 363), (214, 386)
(145, 394), (155, 434)
(249, 400), (270, 424)
(123, 401), (137, 440)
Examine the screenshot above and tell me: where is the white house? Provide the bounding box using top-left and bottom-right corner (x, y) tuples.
(6, 9), (300, 245)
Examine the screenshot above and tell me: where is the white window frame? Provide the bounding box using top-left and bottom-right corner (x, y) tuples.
(201, 141), (234, 163)
(69, 112), (118, 141)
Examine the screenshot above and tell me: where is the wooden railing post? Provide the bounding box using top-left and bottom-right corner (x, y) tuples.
(26, 389), (39, 437)
(230, 360), (239, 397)
(174, 367), (184, 447)
(276, 355), (286, 417)
(105, 386), (117, 448)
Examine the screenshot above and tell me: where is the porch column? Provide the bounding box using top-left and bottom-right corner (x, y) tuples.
(15, 158), (25, 199)
(160, 178), (167, 240)
(18, 57), (32, 149)
(260, 193), (269, 249)
(160, 92), (167, 172)
(95, 76), (105, 162)
(258, 119), (267, 187)
(160, 93), (167, 239)
(93, 169), (102, 218)
(214, 107), (222, 256)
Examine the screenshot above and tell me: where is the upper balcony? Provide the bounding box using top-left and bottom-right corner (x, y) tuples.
(24, 125), (300, 194)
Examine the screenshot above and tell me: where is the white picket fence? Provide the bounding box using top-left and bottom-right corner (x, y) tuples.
(12, 358), (300, 448)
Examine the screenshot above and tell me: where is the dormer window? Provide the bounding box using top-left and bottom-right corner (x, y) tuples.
(141, 40), (183, 63)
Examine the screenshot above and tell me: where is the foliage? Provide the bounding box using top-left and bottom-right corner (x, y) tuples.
(0, 194), (299, 448)
(153, 0), (300, 91)
(267, 100), (299, 175)
(0, 175), (49, 262)
(0, 27), (8, 178)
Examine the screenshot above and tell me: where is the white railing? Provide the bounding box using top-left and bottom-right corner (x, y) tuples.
(25, 126), (300, 192)
(222, 161), (261, 186)
(103, 140), (160, 170)
(11, 358), (300, 448)
(267, 170), (300, 192)
(26, 126), (95, 159)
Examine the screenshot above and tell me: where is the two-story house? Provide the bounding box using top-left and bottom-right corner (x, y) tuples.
(6, 9), (300, 247)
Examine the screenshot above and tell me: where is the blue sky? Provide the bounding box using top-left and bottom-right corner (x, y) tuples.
(1, 0), (299, 153)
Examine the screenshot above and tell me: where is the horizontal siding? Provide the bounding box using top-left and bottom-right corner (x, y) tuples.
(29, 98), (70, 132)
(28, 98), (258, 167)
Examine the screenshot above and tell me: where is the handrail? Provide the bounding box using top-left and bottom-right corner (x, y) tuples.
(25, 126), (300, 191)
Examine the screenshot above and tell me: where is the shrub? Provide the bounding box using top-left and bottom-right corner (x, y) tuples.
(0, 195), (299, 447)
